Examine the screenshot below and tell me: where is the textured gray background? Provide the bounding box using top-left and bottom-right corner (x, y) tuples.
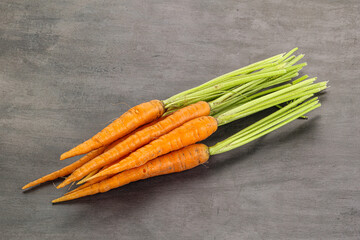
(1, 0), (359, 239)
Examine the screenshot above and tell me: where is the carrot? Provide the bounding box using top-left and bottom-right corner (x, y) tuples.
(86, 116), (217, 181)
(52, 144), (210, 203)
(56, 101), (211, 188)
(53, 94), (323, 203)
(22, 146), (107, 190)
(60, 100), (165, 160)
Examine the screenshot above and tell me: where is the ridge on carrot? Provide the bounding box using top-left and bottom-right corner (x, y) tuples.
(53, 94), (322, 203)
(60, 48), (302, 160)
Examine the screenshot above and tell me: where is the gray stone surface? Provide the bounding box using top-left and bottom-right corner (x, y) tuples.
(1, 0), (359, 239)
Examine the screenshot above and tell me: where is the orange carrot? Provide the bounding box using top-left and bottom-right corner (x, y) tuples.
(60, 100), (165, 160)
(22, 147), (106, 190)
(87, 116), (217, 181)
(53, 93), (324, 203)
(57, 101), (211, 188)
(52, 144), (209, 203)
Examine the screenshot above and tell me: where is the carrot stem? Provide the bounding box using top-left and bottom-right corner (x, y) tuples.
(164, 69), (288, 109)
(215, 79), (327, 126)
(163, 49), (300, 109)
(219, 82), (325, 122)
(164, 52), (287, 104)
(209, 95), (321, 155)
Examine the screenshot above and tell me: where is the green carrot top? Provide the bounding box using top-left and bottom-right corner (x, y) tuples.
(209, 94), (322, 155)
(163, 48), (302, 110)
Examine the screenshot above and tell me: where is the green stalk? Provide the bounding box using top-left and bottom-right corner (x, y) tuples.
(276, 47), (298, 64)
(164, 69), (287, 109)
(292, 75), (309, 84)
(164, 49), (300, 109)
(165, 53), (286, 104)
(231, 82), (325, 117)
(216, 81), (326, 125)
(211, 84), (293, 116)
(209, 67), (307, 116)
(286, 54), (304, 67)
(212, 104), (320, 155)
(178, 69), (286, 100)
(209, 65), (306, 113)
(209, 60), (306, 111)
(232, 96), (317, 141)
(209, 95), (321, 155)
(216, 78), (317, 119)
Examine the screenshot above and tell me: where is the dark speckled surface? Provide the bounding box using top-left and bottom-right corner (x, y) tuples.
(1, 1), (359, 239)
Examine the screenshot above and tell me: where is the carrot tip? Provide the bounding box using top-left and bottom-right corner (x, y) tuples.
(56, 183), (65, 189)
(22, 183), (35, 190)
(57, 178), (73, 189)
(88, 169), (112, 181)
(60, 153), (71, 161)
(52, 198), (63, 203)
(52, 194), (74, 203)
(84, 175), (97, 182)
(77, 177), (89, 185)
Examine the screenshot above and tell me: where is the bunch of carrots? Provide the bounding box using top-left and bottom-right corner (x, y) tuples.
(22, 48), (327, 203)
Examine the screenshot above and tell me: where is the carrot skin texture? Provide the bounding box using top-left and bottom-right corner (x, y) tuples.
(60, 100), (165, 160)
(89, 116), (217, 180)
(53, 144), (210, 203)
(58, 101), (211, 188)
(22, 147), (106, 190)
